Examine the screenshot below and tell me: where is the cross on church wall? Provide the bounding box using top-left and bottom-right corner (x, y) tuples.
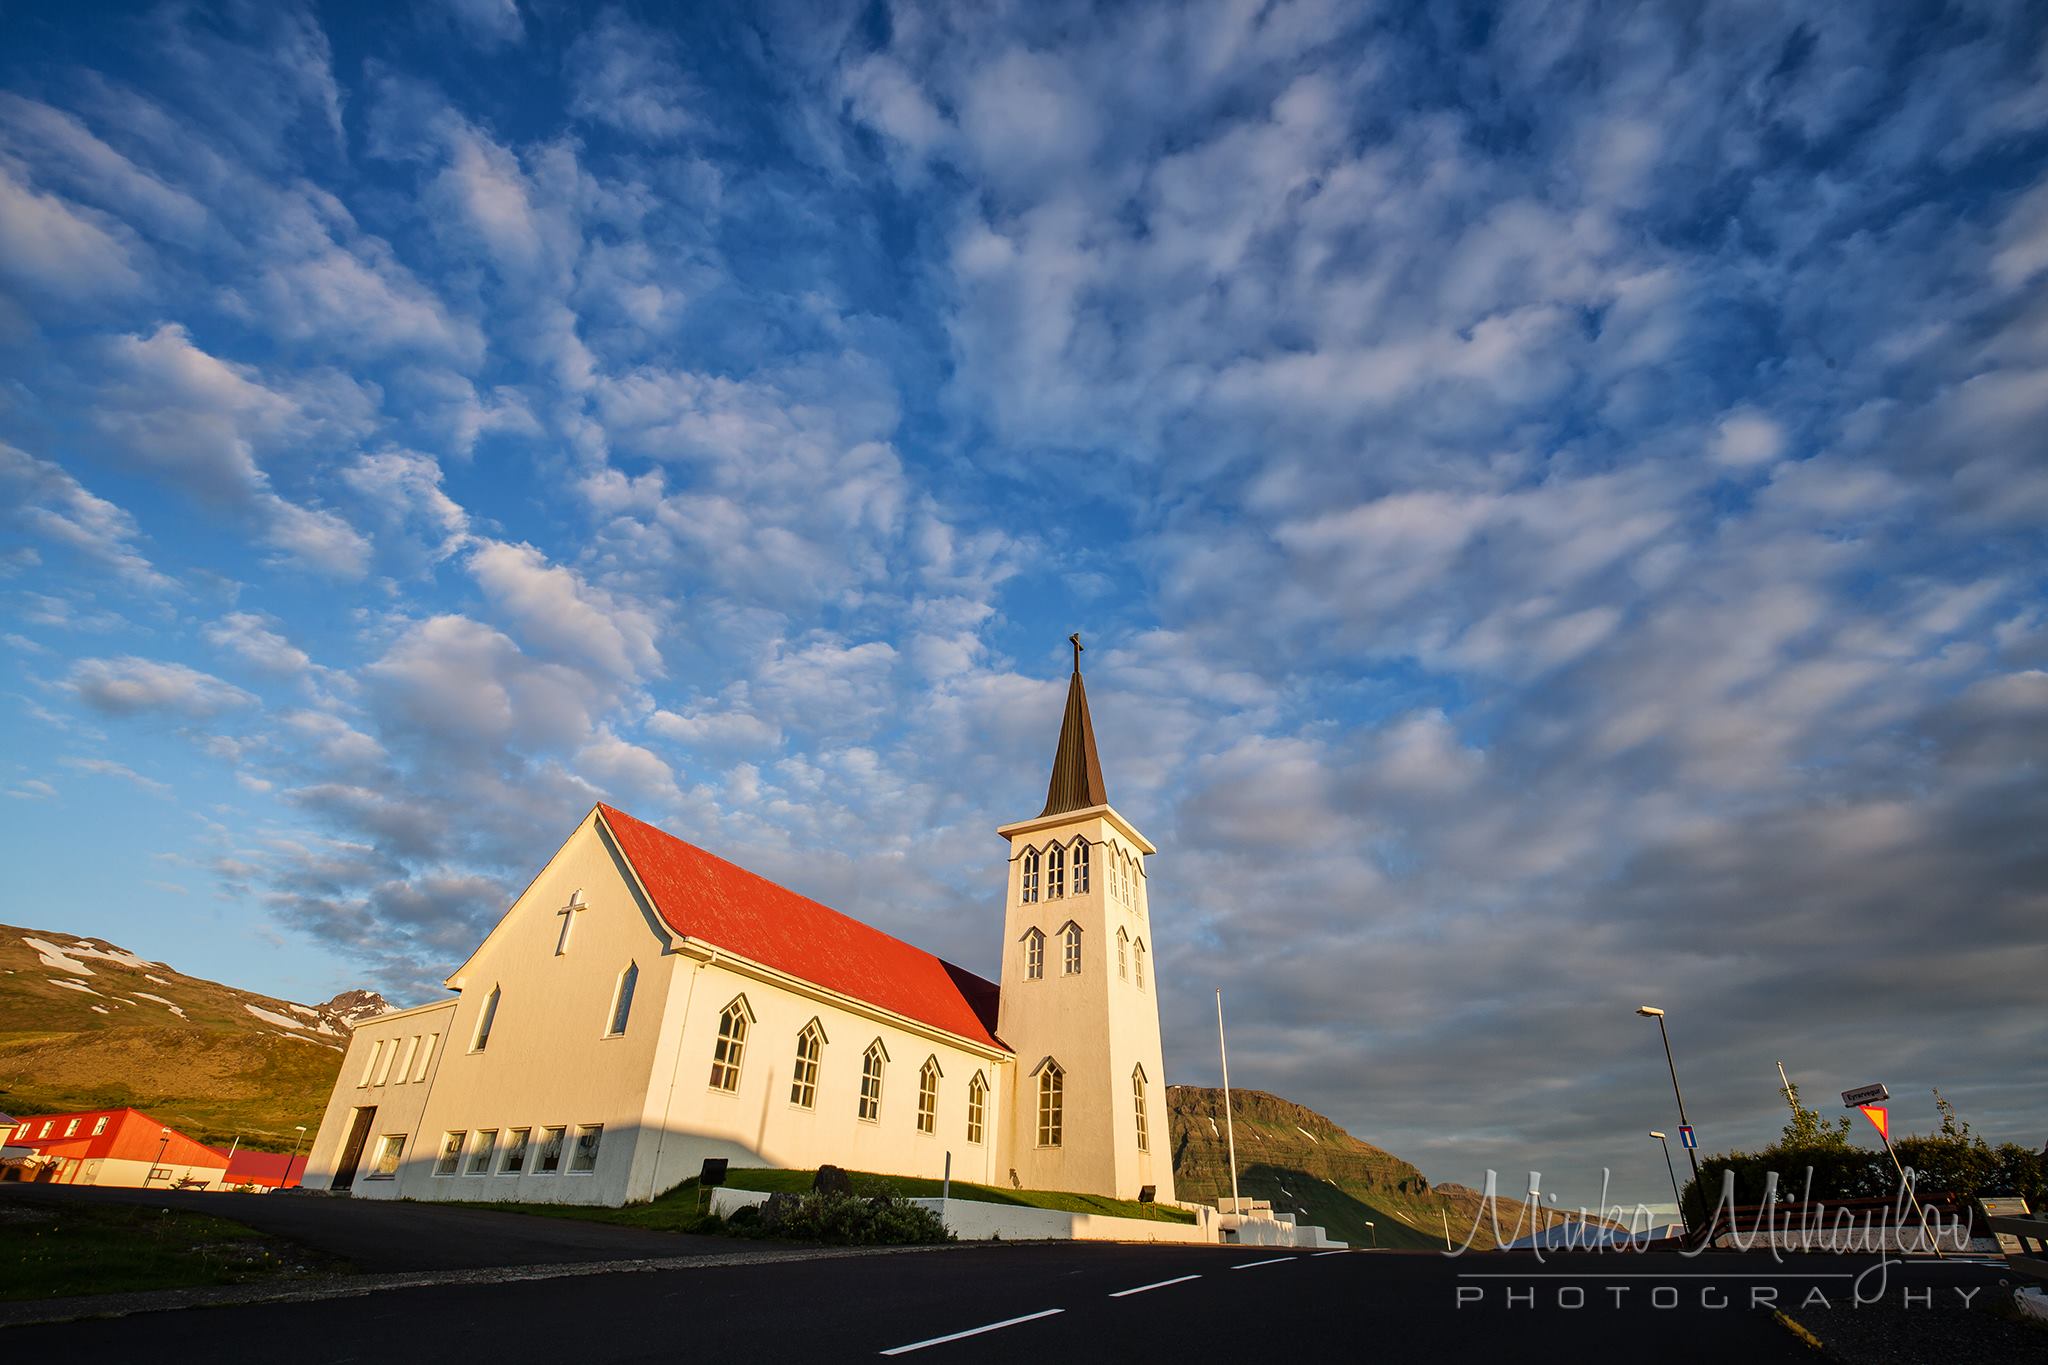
(555, 890), (586, 955)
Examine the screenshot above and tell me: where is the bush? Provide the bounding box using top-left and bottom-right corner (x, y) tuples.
(731, 1191), (953, 1246)
(1681, 1138), (2046, 1220)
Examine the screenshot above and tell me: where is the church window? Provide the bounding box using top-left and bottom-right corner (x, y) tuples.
(472, 985), (501, 1052)
(413, 1033), (438, 1083)
(359, 1040), (385, 1087)
(1046, 843), (1064, 899)
(1117, 927), (1129, 979)
(790, 1021), (824, 1108)
(370, 1134), (404, 1179)
(537, 1126), (566, 1174)
(607, 962), (638, 1037)
(1036, 1060), (1064, 1147)
(1023, 928), (1045, 980)
(709, 998), (750, 1092)
(1063, 922), (1082, 975)
(372, 1037), (398, 1085)
(967, 1073), (987, 1145)
(1021, 848), (1040, 902)
(435, 1131), (465, 1176)
(1133, 1066), (1150, 1152)
(571, 1125), (603, 1173)
(859, 1041), (888, 1121)
(1072, 838), (1089, 893)
(1134, 939), (1147, 991)
(917, 1057), (941, 1134)
(499, 1128), (530, 1175)
(467, 1130), (497, 1176)
(394, 1036), (418, 1083)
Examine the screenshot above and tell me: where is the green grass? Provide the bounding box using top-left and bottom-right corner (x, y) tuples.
(482, 1166), (1196, 1235)
(0, 1201), (341, 1301)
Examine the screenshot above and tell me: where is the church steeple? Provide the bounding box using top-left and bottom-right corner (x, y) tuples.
(1040, 633), (1108, 817)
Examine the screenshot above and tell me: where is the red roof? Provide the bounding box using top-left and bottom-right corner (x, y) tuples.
(208, 1147), (303, 1188)
(8, 1108), (227, 1169)
(596, 804), (1004, 1051)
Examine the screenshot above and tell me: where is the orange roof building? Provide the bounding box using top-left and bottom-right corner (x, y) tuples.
(4, 1108), (230, 1190)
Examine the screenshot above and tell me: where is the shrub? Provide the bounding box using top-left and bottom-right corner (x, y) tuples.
(735, 1191), (953, 1246)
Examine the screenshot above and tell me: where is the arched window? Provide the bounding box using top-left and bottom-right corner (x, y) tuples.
(1117, 927), (1129, 979)
(1046, 843), (1065, 898)
(858, 1040), (887, 1121)
(967, 1072), (987, 1145)
(1036, 1059), (1064, 1147)
(1062, 922), (1082, 975)
(606, 963), (638, 1037)
(471, 985), (501, 1052)
(1133, 1064), (1150, 1152)
(1134, 938), (1147, 991)
(917, 1057), (941, 1134)
(1072, 839), (1089, 894)
(1021, 847), (1040, 903)
(1023, 927), (1045, 981)
(789, 1020), (825, 1109)
(708, 997), (750, 1091)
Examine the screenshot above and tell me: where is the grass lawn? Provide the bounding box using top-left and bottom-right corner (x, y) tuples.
(0, 1201), (341, 1301)
(484, 1166), (1197, 1235)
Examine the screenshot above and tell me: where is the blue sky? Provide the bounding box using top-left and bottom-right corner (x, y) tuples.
(3, 0), (2044, 1209)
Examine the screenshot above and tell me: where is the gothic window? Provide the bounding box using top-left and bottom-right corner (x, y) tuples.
(1133, 1064), (1150, 1152)
(859, 1040), (887, 1121)
(606, 962), (638, 1037)
(967, 1072), (987, 1145)
(1023, 927), (1045, 980)
(1117, 927), (1129, 979)
(1036, 1059), (1064, 1147)
(1063, 922), (1082, 975)
(1021, 847), (1040, 903)
(471, 985), (501, 1052)
(917, 1057), (941, 1134)
(1046, 843), (1064, 899)
(790, 1020), (824, 1109)
(1134, 938), (1148, 991)
(708, 997), (750, 1091)
(1072, 839), (1089, 893)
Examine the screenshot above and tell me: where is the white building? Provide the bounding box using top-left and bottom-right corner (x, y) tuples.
(301, 644), (1175, 1207)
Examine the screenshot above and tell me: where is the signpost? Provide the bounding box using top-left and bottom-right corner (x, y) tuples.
(1844, 1083), (1943, 1260)
(1678, 1125), (1696, 1150)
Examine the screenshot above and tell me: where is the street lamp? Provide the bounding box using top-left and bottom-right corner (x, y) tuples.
(1635, 1005), (1702, 1212)
(150, 1126), (170, 1186)
(1649, 1131), (1689, 1237)
(285, 1124), (308, 1189)
(1365, 1220), (1376, 1249)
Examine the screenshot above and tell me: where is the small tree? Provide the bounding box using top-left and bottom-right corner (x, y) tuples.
(1931, 1088), (1969, 1139)
(1779, 1080), (1853, 1151)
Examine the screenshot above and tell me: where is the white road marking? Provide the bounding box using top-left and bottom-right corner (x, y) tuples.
(880, 1309), (1065, 1355)
(1231, 1256), (1294, 1270)
(1108, 1274), (1202, 1297)
(1312, 1249), (1351, 1257)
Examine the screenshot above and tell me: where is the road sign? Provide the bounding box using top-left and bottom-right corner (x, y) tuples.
(1842, 1082), (1889, 1107)
(1678, 1125), (1697, 1150)
(1857, 1105), (1890, 1142)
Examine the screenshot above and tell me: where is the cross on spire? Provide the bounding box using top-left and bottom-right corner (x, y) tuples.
(1040, 633), (1108, 817)
(1069, 632), (1083, 672)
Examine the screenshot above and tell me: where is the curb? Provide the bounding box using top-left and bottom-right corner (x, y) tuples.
(1772, 1307), (1825, 1353)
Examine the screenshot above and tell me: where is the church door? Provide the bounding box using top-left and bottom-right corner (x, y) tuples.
(332, 1107), (376, 1190)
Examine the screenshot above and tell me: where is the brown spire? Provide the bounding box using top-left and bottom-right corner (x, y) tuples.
(1040, 634), (1108, 817)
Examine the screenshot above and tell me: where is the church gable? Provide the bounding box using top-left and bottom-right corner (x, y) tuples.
(594, 804), (1004, 1052)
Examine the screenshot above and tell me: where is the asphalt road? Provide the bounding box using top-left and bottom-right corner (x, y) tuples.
(6, 1237), (2010, 1363)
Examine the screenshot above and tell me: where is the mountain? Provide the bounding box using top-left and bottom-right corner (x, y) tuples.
(0, 923), (389, 1151)
(1169, 1086), (1588, 1250)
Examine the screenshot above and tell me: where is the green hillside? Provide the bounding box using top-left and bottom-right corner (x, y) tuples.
(0, 923), (382, 1151)
(1168, 1086), (1567, 1250)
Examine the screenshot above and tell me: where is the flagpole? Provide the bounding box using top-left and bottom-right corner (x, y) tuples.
(1216, 989), (1240, 1216)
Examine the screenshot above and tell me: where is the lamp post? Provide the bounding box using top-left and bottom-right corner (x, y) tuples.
(1365, 1219), (1376, 1249)
(149, 1127), (170, 1186)
(285, 1124), (308, 1189)
(1635, 1006), (1701, 1213)
(1649, 1131), (1688, 1237)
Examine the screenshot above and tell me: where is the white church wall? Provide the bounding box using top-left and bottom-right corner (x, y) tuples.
(302, 997), (457, 1193)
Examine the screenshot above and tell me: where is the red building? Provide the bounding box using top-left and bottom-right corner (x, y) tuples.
(2, 1108), (230, 1189)
(211, 1146), (305, 1190)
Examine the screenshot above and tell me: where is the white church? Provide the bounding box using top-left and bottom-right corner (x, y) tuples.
(301, 643), (1175, 1208)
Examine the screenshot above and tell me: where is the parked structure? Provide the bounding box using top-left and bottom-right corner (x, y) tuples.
(302, 642), (1175, 1208)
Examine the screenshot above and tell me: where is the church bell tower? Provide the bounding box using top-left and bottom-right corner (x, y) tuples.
(995, 637), (1173, 1203)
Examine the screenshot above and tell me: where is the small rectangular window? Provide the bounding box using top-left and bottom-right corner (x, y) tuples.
(413, 1033), (438, 1083)
(372, 1038), (397, 1086)
(607, 964), (638, 1037)
(394, 1036), (419, 1085)
(63, 1119), (79, 1136)
(38, 1121), (53, 1138)
(14, 1123), (29, 1141)
(92, 1116), (108, 1136)
(537, 1125), (566, 1174)
(467, 1130), (497, 1176)
(472, 985), (500, 1052)
(570, 1125), (602, 1173)
(435, 1131), (465, 1176)
(370, 1134), (405, 1178)
(359, 1038), (386, 1087)
(500, 1127), (530, 1175)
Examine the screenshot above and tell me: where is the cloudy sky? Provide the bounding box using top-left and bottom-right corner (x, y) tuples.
(3, 0), (2044, 1209)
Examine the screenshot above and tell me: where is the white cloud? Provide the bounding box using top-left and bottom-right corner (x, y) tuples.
(1710, 409), (1786, 467)
(0, 442), (175, 593)
(59, 756), (170, 794)
(566, 9), (695, 140)
(0, 165), (142, 298)
(467, 540), (662, 684)
(204, 613), (312, 675)
(437, 0), (524, 48)
(66, 656), (258, 718)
